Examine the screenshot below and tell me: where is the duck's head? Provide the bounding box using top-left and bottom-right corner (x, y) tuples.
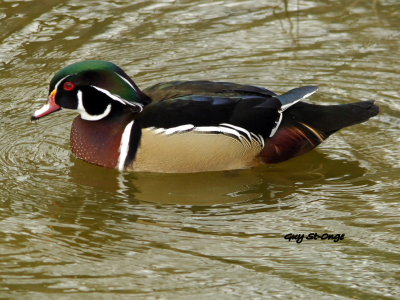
(31, 60), (149, 121)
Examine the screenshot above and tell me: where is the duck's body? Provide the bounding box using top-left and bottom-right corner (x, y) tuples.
(131, 126), (262, 172)
(32, 61), (379, 173)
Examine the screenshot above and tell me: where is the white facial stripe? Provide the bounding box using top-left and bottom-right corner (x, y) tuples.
(53, 75), (69, 90)
(118, 120), (134, 171)
(77, 90), (112, 121)
(90, 85), (143, 111)
(90, 85), (125, 104)
(44, 75), (69, 107)
(115, 72), (139, 93)
(33, 103), (51, 117)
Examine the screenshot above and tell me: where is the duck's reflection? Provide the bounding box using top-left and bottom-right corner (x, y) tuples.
(69, 150), (367, 206)
(69, 157), (261, 205)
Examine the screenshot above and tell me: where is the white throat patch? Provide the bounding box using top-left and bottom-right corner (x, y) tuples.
(77, 90), (112, 121)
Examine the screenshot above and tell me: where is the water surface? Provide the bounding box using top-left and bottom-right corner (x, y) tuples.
(0, 0), (399, 299)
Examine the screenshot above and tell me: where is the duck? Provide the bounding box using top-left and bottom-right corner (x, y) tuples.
(31, 60), (379, 173)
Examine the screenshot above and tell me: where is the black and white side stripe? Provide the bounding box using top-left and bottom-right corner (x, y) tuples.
(149, 123), (265, 148)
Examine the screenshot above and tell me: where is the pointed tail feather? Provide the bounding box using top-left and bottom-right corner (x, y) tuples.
(261, 100), (379, 163)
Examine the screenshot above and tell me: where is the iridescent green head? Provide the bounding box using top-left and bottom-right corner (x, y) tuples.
(32, 60), (150, 121)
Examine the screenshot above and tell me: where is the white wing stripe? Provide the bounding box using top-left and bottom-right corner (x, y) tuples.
(280, 89), (318, 111)
(269, 111), (283, 137)
(164, 124), (194, 135)
(148, 124), (264, 148)
(193, 126), (242, 140)
(220, 123), (252, 141)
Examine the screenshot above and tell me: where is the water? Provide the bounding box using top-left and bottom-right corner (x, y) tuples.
(1, 0), (399, 298)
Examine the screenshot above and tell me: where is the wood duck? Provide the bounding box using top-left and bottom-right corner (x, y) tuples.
(31, 60), (379, 173)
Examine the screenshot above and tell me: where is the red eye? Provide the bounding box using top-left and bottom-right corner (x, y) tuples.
(63, 81), (76, 91)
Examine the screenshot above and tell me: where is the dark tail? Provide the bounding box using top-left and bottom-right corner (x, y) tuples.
(261, 101), (379, 163)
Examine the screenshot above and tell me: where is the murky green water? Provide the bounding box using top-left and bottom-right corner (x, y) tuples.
(1, 0), (399, 298)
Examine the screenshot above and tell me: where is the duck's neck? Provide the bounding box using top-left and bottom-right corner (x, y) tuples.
(70, 112), (140, 169)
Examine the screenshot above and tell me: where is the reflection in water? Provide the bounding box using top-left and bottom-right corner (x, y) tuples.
(71, 158), (263, 205)
(69, 150), (369, 206)
(0, 0), (399, 298)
